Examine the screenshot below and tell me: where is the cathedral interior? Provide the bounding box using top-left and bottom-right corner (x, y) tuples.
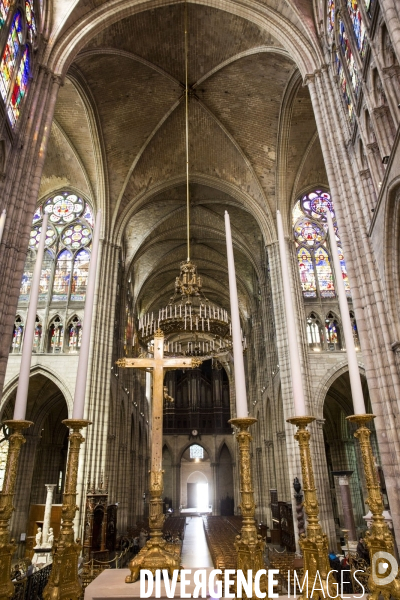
(0, 0), (400, 594)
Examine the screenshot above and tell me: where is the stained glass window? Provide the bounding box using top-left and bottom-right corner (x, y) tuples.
(39, 250), (53, 302)
(19, 249), (35, 301)
(315, 247), (335, 297)
(29, 223), (56, 249)
(294, 219), (325, 246)
(12, 315), (23, 352)
(335, 53), (353, 120)
(0, 0), (10, 30)
(9, 45), (29, 126)
(190, 444), (204, 459)
(327, 0), (335, 37)
(339, 19), (360, 98)
(62, 222), (91, 250)
(52, 250), (72, 301)
(48, 317), (64, 352)
(44, 193), (84, 224)
(292, 190), (351, 300)
(347, 0), (367, 58)
(307, 313), (322, 347)
(71, 249), (90, 301)
(25, 0), (36, 42)
(297, 247), (317, 298)
(0, 11), (22, 103)
(67, 316), (82, 353)
(33, 315), (41, 352)
(325, 313), (342, 349)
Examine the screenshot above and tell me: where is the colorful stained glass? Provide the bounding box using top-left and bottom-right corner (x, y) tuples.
(297, 247), (317, 298)
(294, 219), (325, 246)
(32, 206), (41, 223)
(0, 0), (10, 29)
(33, 317), (41, 352)
(325, 320), (339, 345)
(327, 0), (335, 37)
(68, 317), (82, 352)
(0, 11), (22, 102)
(52, 250), (72, 301)
(335, 53), (353, 120)
(71, 249), (90, 301)
(44, 193), (84, 224)
(25, 0), (36, 42)
(28, 223), (56, 249)
(39, 250), (52, 302)
(347, 0), (367, 58)
(337, 247), (351, 296)
(62, 222), (91, 250)
(9, 45), (29, 126)
(19, 249), (35, 301)
(48, 319), (64, 352)
(315, 247), (335, 297)
(339, 19), (360, 98)
(12, 316), (23, 352)
(302, 190), (334, 221)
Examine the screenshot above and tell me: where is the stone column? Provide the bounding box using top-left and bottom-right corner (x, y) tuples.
(42, 484), (56, 544)
(332, 471), (357, 541)
(211, 462), (219, 515)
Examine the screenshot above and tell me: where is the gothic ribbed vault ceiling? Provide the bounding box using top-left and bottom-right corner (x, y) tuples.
(40, 1), (328, 319)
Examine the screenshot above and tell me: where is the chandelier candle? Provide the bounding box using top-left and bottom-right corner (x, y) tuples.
(13, 213), (49, 420)
(224, 210), (247, 418)
(276, 210), (307, 417)
(72, 210), (102, 420)
(326, 211), (366, 415)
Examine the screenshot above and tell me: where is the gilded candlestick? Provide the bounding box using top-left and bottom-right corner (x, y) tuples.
(287, 416), (336, 600)
(347, 414), (400, 599)
(43, 419), (91, 600)
(229, 417), (266, 599)
(0, 420), (32, 600)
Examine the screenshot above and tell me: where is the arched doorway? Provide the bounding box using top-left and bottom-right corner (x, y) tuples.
(0, 373), (69, 555)
(323, 371), (384, 542)
(180, 444), (212, 512)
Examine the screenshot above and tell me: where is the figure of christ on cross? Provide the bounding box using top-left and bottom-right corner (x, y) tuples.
(116, 329), (202, 583)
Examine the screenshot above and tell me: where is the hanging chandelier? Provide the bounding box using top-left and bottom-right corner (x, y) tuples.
(137, 4), (246, 360)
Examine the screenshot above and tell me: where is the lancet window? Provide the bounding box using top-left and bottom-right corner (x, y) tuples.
(33, 314), (41, 352)
(0, 0), (36, 127)
(292, 189), (350, 299)
(48, 316), (64, 353)
(325, 312), (342, 350)
(346, 0), (367, 58)
(350, 310), (360, 349)
(67, 316), (82, 353)
(306, 313), (323, 349)
(11, 315), (23, 352)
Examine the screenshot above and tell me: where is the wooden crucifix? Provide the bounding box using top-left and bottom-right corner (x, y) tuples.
(116, 328), (202, 582)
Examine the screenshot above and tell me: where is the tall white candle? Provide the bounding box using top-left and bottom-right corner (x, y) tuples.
(14, 214), (49, 420)
(276, 210), (306, 417)
(72, 211), (102, 420)
(326, 211), (365, 414)
(224, 211), (248, 418)
(0, 209), (6, 244)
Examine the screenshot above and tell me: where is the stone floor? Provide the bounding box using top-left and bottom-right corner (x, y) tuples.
(181, 516), (214, 568)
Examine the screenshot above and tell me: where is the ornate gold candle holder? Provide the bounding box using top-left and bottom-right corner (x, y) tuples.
(287, 416), (336, 600)
(43, 419), (91, 600)
(125, 469), (181, 583)
(347, 414), (400, 599)
(229, 417), (266, 599)
(0, 419), (33, 600)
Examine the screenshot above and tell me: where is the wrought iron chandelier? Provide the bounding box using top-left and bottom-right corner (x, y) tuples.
(137, 5), (246, 360)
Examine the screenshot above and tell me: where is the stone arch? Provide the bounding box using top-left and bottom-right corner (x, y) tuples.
(1, 364), (74, 418)
(383, 178), (400, 337)
(314, 361), (365, 418)
(45, 0), (320, 79)
(179, 440), (214, 462)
